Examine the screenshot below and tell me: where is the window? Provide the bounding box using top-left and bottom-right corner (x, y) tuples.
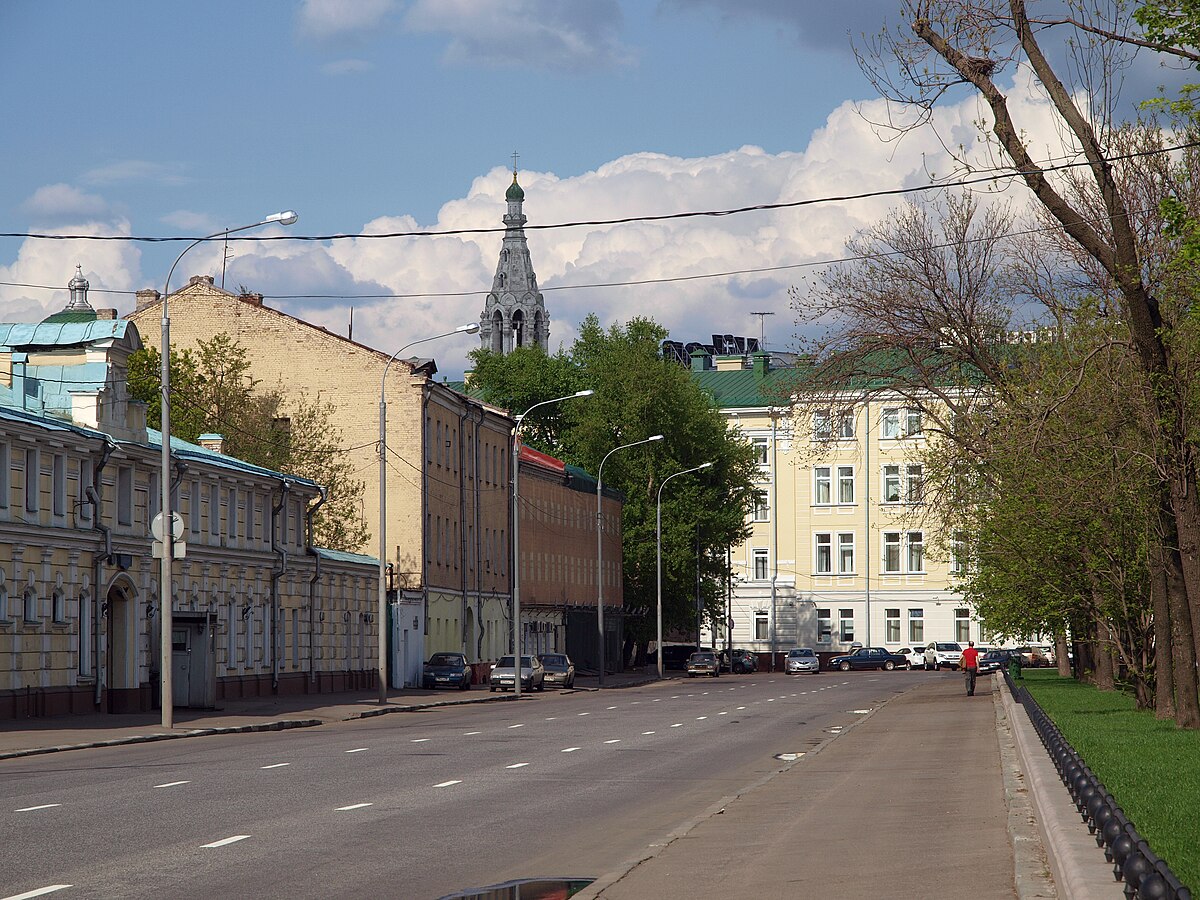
(78, 458), (93, 524)
(752, 491), (769, 522)
(905, 464), (924, 503)
(884, 608), (900, 643)
(817, 608), (832, 643)
(955, 608), (971, 643)
(189, 481), (201, 534)
(228, 488), (239, 540)
(881, 408), (900, 440)
(52, 589), (65, 623)
(23, 588), (38, 622)
(811, 410), (832, 441)
(838, 533), (855, 574)
(0, 572), (8, 621)
(209, 483), (220, 536)
(909, 608), (925, 643)
(839, 608), (855, 643)
(906, 408), (923, 437)
(0, 442), (9, 508)
(952, 531), (968, 574)
(883, 532), (901, 573)
(838, 410), (855, 439)
(25, 449), (39, 513)
(814, 467), (831, 505)
(755, 612), (769, 641)
(907, 531), (925, 573)
(753, 549), (769, 580)
(752, 437), (769, 466)
(883, 465), (901, 503)
(52, 454), (66, 517)
(79, 589), (92, 675)
(815, 534), (832, 574)
(117, 466), (133, 525)
(837, 466), (855, 504)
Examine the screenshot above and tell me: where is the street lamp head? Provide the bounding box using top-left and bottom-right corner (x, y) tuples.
(264, 210), (299, 226)
(575, 389), (595, 398)
(456, 322), (481, 334)
(648, 434), (664, 442)
(698, 462), (713, 470)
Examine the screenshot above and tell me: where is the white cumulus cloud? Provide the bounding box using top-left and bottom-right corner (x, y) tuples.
(22, 184), (109, 222)
(297, 0), (397, 40)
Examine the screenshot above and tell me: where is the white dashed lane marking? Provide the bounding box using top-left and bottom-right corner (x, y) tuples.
(577, 712), (590, 716)
(154, 781), (190, 788)
(260, 763), (290, 769)
(201, 835), (250, 848)
(507, 724), (524, 729)
(345, 748), (369, 753)
(562, 747), (580, 753)
(607, 706), (618, 710)
(642, 731), (655, 735)
(464, 731), (482, 735)
(2, 884), (74, 899)
(506, 763), (530, 769)
(434, 780), (462, 788)
(604, 739), (621, 744)
(671, 723), (683, 728)
(696, 716), (708, 720)
(336, 803), (373, 811)
(15, 804), (61, 812)
(411, 738), (431, 743)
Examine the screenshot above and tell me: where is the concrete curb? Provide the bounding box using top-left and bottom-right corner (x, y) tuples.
(1000, 678), (1124, 899)
(573, 681), (904, 900)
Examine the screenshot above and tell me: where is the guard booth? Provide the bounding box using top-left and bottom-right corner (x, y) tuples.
(171, 612), (216, 708)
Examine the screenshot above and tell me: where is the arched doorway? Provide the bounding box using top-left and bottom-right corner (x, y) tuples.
(104, 576), (139, 713)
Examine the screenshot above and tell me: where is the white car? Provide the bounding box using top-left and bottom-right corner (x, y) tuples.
(897, 647), (925, 670)
(785, 647), (820, 674)
(923, 642), (963, 670)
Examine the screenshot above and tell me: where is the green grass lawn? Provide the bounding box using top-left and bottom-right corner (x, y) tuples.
(1020, 670), (1200, 891)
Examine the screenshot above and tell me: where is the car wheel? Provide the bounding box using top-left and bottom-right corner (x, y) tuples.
(884, 660), (895, 671)
(839, 661), (851, 672)
(489, 685), (496, 692)
(460, 678), (470, 691)
(536, 680), (545, 692)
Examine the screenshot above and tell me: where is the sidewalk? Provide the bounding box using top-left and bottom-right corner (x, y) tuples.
(0, 669), (659, 759)
(577, 674), (1106, 900)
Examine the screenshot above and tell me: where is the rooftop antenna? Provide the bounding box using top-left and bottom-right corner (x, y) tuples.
(749, 311), (775, 349)
(348, 306), (354, 341)
(220, 232), (234, 289)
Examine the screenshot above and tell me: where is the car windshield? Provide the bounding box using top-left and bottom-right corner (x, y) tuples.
(542, 655), (566, 666)
(937, 643), (962, 651)
(788, 649), (813, 657)
(690, 653), (715, 662)
(496, 656), (515, 667)
(428, 654), (462, 666)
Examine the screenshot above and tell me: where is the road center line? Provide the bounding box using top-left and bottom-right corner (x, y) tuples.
(671, 723), (683, 728)
(506, 763), (530, 769)
(719, 711), (728, 715)
(507, 724), (524, 729)
(696, 716), (707, 720)
(434, 780), (462, 788)
(464, 731), (482, 735)
(336, 803), (374, 811)
(411, 738), (431, 743)
(737, 706), (746, 710)
(577, 712), (590, 716)
(201, 835), (250, 848)
(154, 781), (191, 788)
(1, 885), (73, 899)
(260, 763), (290, 769)
(562, 747), (580, 753)
(544, 717), (557, 721)
(345, 748), (369, 753)
(642, 731), (655, 735)
(15, 804), (61, 812)
(604, 739), (621, 744)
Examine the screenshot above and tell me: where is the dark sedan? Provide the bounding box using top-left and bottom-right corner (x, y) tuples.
(827, 647), (908, 672)
(422, 652), (472, 690)
(540, 653), (575, 688)
(979, 649), (1022, 674)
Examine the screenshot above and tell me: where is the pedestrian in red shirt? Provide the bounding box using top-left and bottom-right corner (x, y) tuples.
(961, 641), (981, 696)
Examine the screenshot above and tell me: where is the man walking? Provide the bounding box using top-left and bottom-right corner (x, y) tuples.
(961, 641), (980, 696)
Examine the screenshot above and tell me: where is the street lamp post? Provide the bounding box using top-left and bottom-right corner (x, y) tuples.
(656, 463), (712, 679)
(159, 210), (297, 729)
(377, 323), (480, 704)
(596, 434), (663, 687)
(510, 390), (593, 698)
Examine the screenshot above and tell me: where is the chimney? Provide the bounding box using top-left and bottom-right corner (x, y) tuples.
(188, 275), (215, 286)
(238, 292), (264, 307)
(135, 289), (160, 310)
(689, 348), (712, 372)
(198, 433), (225, 454)
(752, 350), (770, 378)
(96, 308), (117, 320)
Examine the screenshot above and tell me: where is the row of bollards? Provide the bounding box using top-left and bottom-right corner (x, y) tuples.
(1003, 671), (1192, 900)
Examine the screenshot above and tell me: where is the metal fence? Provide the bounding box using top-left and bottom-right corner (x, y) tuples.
(1004, 670), (1192, 900)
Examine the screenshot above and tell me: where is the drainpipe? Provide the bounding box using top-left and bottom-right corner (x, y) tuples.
(769, 412), (778, 672)
(270, 478), (292, 691)
(473, 407), (484, 662)
(88, 436), (118, 707)
(458, 406), (470, 656)
(305, 485), (328, 685)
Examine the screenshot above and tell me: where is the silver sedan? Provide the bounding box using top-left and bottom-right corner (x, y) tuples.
(785, 647), (820, 674)
(489, 655), (545, 692)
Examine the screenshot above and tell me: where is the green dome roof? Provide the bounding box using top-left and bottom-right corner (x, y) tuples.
(506, 173), (525, 201)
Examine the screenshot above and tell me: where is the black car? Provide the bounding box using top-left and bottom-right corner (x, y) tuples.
(978, 649), (1022, 674)
(827, 647), (908, 672)
(719, 648), (759, 674)
(422, 652), (472, 690)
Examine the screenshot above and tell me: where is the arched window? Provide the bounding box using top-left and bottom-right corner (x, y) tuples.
(512, 309), (525, 348)
(24, 587), (38, 622)
(0, 569), (8, 621)
(491, 310), (504, 354)
(52, 588), (65, 622)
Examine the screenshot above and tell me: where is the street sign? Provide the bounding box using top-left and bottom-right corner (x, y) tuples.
(151, 512), (184, 542)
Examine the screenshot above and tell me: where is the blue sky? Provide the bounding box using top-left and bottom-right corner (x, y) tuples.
(0, 1), (1182, 377)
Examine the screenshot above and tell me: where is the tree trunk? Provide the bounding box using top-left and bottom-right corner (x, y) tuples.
(1166, 540), (1200, 728)
(1094, 615), (1116, 691)
(1054, 631), (1072, 678)
(1152, 557), (1176, 720)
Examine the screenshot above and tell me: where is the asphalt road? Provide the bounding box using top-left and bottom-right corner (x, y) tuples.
(1, 669), (940, 899)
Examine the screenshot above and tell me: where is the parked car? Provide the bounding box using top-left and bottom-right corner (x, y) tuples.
(686, 650), (720, 678)
(540, 653), (575, 688)
(977, 650), (1010, 674)
(489, 655), (545, 692)
(923, 642), (964, 670)
(897, 647), (925, 670)
(1012, 646), (1049, 668)
(648, 644), (699, 671)
(828, 647), (908, 671)
(785, 647), (820, 674)
(720, 648), (759, 674)
(422, 652), (472, 690)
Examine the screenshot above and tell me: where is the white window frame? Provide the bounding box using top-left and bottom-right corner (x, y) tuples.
(952, 530), (968, 574)
(811, 410), (832, 442)
(838, 410), (855, 440)
(955, 607), (971, 643)
(754, 612), (769, 641)
(883, 464), (901, 503)
(883, 531), (902, 573)
(885, 608), (901, 643)
(909, 608), (925, 644)
(189, 480), (201, 534)
(837, 465), (855, 504)
(839, 608), (855, 643)
(906, 408), (923, 437)
(813, 466), (832, 505)
(838, 532), (855, 574)
(814, 533), (832, 574)
(817, 608), (832, 643)
(752, 437), (770, 467)
(907, 531), (925, 573)
(905, 464), (924, 503)
(23, 587), (38, 622)
(881, 407), (900, 440)
(228, 487), (239, 541)
(752, 490), (769, 522)
(752, 548), (769, 581)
